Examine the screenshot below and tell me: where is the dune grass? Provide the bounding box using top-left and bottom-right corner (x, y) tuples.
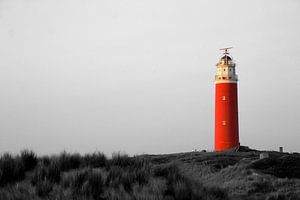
(0, 150), (299, 200)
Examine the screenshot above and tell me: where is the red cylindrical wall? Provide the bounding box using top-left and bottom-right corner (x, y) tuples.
(215, 82), (239, 151)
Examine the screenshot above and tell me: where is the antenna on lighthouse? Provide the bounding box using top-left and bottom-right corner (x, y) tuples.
(219, 47), (233, 55)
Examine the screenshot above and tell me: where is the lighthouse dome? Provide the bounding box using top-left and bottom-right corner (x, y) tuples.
(219, 55), (233, 65)
(221, 55), (232, 61)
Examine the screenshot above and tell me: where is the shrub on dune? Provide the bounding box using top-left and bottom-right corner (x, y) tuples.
(65, 168), (104, 199)
(83, 152), (107, 168)
(0, 153), (25, 186)
(35, 179), (53, 197)
(109, 153), (133, 168)
(86, 171), (104, 200)
(106, 165), (151, 193)
(31, 162), (61, 185)
(57, 151), (82, 171)
(20, 149), (37, 171)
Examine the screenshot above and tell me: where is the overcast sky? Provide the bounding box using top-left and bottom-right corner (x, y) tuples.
(0, 0), (299, 155)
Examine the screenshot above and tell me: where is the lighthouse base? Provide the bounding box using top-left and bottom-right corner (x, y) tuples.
(214, 143), (240, 152)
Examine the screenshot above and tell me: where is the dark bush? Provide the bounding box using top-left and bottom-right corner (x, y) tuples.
(86, 171), (104, 200)
(40, 156), (51, 166)
(46, 162), (61, 183)
(119, 171), (134, 192)
(266, 193), (287, 200)
(31, 162), (61, 185)
(153, 162), (186, 198)
(0, 153), (25, 186)
(135, 167), (151, 185)
(35, 179), (53, 197)
(266, 192), (300, 200)
(248, 156), (300, 178)
(70, 169), (90, 193)
(21, 149), (37, 171)
(68, 169), (104, 199)
(105, 166), (127, 189)
(0, 185), (32, 199)
(105, 165), (150, 192)
(153, 162), (184, 184)
(205, 186), (229, 200)
(153, 162), (228, 200)
(248, 180), (274, 194)
(83, 152), (107, 168)
(109, 153), (133, 168)
(207, 157), (239, 171)
(131, 156), (150, 169)
(168, 180), (228, 200)
(172, 181), (193, 200)
(57, 151), (82, 171)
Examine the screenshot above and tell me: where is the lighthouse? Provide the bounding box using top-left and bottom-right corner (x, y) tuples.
(214, 47), (240, 151)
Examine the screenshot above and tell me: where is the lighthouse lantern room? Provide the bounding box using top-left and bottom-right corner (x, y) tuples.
(214, 47), (240, 151)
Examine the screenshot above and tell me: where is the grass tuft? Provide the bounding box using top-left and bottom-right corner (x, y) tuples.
(21, 149), (38, 171)
(0, 153), (25, 186)
(57, 151), (82, 171)
(35, 179), (53, 197)
(31, 162), (61, 185)
(83, 152), (107, 168)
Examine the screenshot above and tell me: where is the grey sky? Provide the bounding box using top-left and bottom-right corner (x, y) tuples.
(0, 0), (299, 155)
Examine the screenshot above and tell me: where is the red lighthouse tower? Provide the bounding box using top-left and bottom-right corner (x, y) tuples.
(214, 47), (240, 151)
